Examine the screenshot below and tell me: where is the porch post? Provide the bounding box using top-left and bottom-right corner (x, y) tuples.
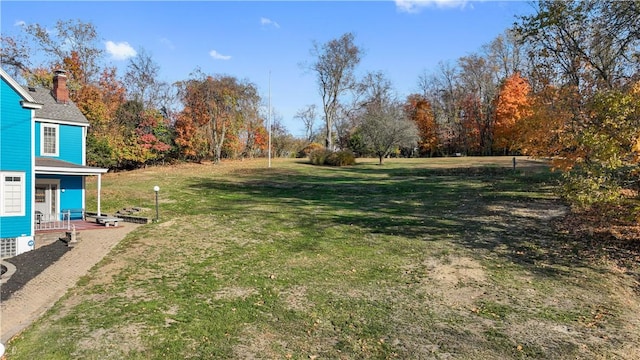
(97, 173), (102, 216)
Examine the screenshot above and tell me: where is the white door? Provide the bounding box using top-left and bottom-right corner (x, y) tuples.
(35, 180), (59, 221)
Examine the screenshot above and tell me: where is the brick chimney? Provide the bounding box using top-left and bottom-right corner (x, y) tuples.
(52, 69), (69, 104)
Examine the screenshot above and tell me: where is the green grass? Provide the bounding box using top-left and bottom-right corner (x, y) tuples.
(6, 157), (640, 359)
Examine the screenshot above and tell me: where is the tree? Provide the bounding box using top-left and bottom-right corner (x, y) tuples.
(418, 62), (465, 155)
(270, 113), (298, 158)
(484, 30), (525, 81)
(124, 48), (159, 109)
(405, 94), (439, 157)
(0, 36), (31, 78)
(360, 100), (419, 165)
(176, 71), (260, 163)
(562, 83), (640, 205)
(295, 104), (318, 142)
(457, 53), (499, 155)
(24, 19), (103, 85)
(79, 68), (126, 168)
(493, 72), (532, 154)
(309, 32), (362, 150)
(515, 0), (640, 91)
(516, 85), (576, 161)
(513, 0), (640, 206)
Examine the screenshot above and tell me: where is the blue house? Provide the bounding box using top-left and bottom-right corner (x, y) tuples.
(1, 68), (108, 257)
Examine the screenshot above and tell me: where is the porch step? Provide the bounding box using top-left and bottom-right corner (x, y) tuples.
(35, 231), (82, 249)
(35, 232), (66, 249)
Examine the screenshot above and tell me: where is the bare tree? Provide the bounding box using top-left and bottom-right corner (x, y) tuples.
(124, 48), (160, 110)
(514, 0), (640, 91)
(483, 30), (525, 81)
(294, 104), (318, 142)
(24, 19), (104, 85)
(458, 53), (500, 155)
(308, 32), (362, 150)
(358, 72), (418, 164)
(270, 111), (297, 157)
(0, 36), (31, 78)
(360, 100), (418, 165)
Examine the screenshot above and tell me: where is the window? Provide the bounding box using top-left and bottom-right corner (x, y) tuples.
(0, 172), (25, 216)
(42, 124), (59, 156)
(0, 238), (17, 258)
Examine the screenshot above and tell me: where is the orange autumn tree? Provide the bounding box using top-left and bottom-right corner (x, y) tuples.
(516, 85), (578, 169)
(493, 72), (532, 155)
(405, 94), (439, 157)
(239, 115), (268, 158)
(175, 71), (261, 163)
(78, 68), (127, 168)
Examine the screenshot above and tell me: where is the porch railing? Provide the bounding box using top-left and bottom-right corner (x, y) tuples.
(34, 210), (71, 231)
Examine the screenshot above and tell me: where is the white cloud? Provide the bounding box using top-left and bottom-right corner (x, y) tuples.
(395, 0), (470, 13)
(105, 40), (137, 60)
(14, 20), (26, 27)
(209, 50), (231, 60)
(260, 17), (280, 28)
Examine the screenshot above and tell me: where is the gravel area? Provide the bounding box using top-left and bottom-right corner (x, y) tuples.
(1, 240), (70, 302)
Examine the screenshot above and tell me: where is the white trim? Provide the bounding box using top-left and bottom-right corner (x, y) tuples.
(97, 173), (102, 216)
(35, 178), (60, 219)
(0, 171), (26, 216)
(35, 166), (108, 175)
(82, 127), (87, 165)
(34, 117), (89, 127)
(31, 109), (36, 236)
(41, 123), (59, 156)
(21, 101), (42, 110)
(82, 176), (86, 215)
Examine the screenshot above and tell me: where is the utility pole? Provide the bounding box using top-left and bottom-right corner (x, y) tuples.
(268, 71), (272, 168)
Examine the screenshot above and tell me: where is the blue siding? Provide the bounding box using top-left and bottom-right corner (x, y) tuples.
(60, 125), (83, 164)
(0, 77), (33, 237)
(37, 175), (84, 219)
(35, 122), (83, 164)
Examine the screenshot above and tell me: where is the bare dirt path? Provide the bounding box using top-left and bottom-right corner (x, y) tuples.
(1, 223), (139, 343)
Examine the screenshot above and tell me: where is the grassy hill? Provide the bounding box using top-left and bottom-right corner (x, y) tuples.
(8, 157), (640, 359)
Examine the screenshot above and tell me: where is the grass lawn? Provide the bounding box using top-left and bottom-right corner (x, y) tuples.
(6, 157), (640, 359)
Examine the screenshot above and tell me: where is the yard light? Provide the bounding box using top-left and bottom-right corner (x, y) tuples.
(154, 185), (160, 222)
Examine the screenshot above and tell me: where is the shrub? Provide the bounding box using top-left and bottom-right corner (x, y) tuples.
(298, 142), (325, 158)
(309, 150), (356, 166)
(309, 149), (332, 165)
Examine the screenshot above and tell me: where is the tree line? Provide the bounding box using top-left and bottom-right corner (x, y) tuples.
(2, 0), (639, 206)
(1, 19), (299, 169)
(305, 0), (640, 206)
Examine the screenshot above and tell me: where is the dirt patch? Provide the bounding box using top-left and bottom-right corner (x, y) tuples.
(214, 286), (257, 300)
(405, 255), (487, 309)
(281, 285), (311, 312)
(75, 324), (148, 357)
(233, 325), (287, 359)
(488, 201), (568, 221)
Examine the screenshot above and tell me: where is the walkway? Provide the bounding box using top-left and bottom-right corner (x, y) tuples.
(1, 222), (139, 343)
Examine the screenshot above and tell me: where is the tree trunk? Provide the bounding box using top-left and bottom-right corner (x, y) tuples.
(325, 120), (332, 150)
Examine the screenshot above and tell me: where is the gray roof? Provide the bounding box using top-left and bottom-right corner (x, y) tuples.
(22, 86), (89, 125)
(35, 157), (86, 169)
(35, 157), (108, 174)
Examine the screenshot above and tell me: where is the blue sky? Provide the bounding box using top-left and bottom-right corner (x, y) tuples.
(1, 1), (534, 136)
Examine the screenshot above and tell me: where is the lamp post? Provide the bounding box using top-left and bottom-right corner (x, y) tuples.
(153, 185), (160, 222)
